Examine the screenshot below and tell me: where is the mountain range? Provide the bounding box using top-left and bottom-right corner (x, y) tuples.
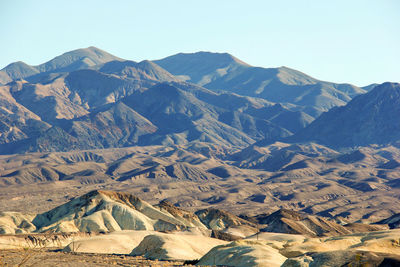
(154, 52), (368, 116)
(1, 46), (396, 154)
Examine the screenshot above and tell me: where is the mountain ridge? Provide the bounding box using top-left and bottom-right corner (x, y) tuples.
(0, 47), (395, 154)
(289, 82), (400, 147)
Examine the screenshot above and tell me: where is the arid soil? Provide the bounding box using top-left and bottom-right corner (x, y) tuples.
(0, 249), (192, 267)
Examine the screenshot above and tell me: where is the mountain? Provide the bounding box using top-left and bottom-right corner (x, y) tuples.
(2, 47), (330, 154)
(3, 47), (392, 154)
(154, 52), (366, 116)
(290, 82), (400, 148)
(66, 101), (158, 148)
(1, 77), (299, 153)
(0, 47), (122, 84)
(0, 80), (51, 146)
(0, 62), (40, 83)
(121, 82), (290, 147)
(37, 46), (122, 73)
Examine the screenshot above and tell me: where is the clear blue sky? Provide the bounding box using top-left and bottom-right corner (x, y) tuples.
(0, 0), (399, 86)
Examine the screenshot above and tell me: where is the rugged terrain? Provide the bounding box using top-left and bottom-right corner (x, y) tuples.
(0, 190), (400, 266)
(1, 47), (400, 266)
(1, 142), (400, 224)
(0, 46), (374, 154)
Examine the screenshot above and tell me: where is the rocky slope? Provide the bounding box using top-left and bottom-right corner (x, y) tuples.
(0, 77), (302, 153)
(290, 82), (400, 147)
(32, 190), (207, 233)
(0, 189), (399, 266)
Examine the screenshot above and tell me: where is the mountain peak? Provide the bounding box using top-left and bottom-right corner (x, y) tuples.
(0, 61), (39, 83)
(371, 82), (400, 94)
(37, 46), (122, 73)
(85, 45), (103, 51)
(158, 51), (250, 67)
(153, 51), (250, 85)
(0, 47), (122, 84)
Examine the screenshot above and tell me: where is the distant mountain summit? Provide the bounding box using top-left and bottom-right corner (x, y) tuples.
(0, 47), (121, 84)
(154, 51), (249, 85)
(290, 82), (400, 147)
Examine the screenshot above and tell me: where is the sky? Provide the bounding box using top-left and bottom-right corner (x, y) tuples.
(0, 0), (399, 86)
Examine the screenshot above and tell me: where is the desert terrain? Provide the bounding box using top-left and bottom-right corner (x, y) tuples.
(1, 142), (400, 224)
(0, 47), (400, 266)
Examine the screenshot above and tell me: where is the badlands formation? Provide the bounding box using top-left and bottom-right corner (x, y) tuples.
(0, 189), (400, 266)
(0, 47), (400, 266)
(1, 138), (400, 266)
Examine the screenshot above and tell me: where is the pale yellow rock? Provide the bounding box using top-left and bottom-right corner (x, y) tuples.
(34, 190), (207, 233)
(223, 225), (258, 238)
(0, 212), (36, 234)
(131, 232), (227, 261)
(63, 230), (155, 254)
(246, 232), (307, 252)
(281, 229), (400, 257)
(196, 240), (287, 267)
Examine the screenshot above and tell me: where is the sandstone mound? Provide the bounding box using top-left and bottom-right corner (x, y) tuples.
(116, 160), (217, 181)
(130, 232), (226, 261)
(0, 212), (35, 234)
(196, 240), (287, 267)
(60, 151), (105, 163)
(195, 208), (258, 238)
(282, 250), (400, 267)
(377, 213), (400, 229)
(246, 232), (307, 246)
(32, 190), (207, 233)
(259, 209), (352, 237)
(281, 229), (400, 257)
(232, 142), (337, 170)
(164, 162), (216, 181)
(0, 166), (63, 185)
(63, 230), (154, 254)
(343, 223), (388, 232)
(156, 200), (205, 228)
(195, 208), (257, 230)
(207, 166), (232, 178)
(379, 159), (400, 169)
